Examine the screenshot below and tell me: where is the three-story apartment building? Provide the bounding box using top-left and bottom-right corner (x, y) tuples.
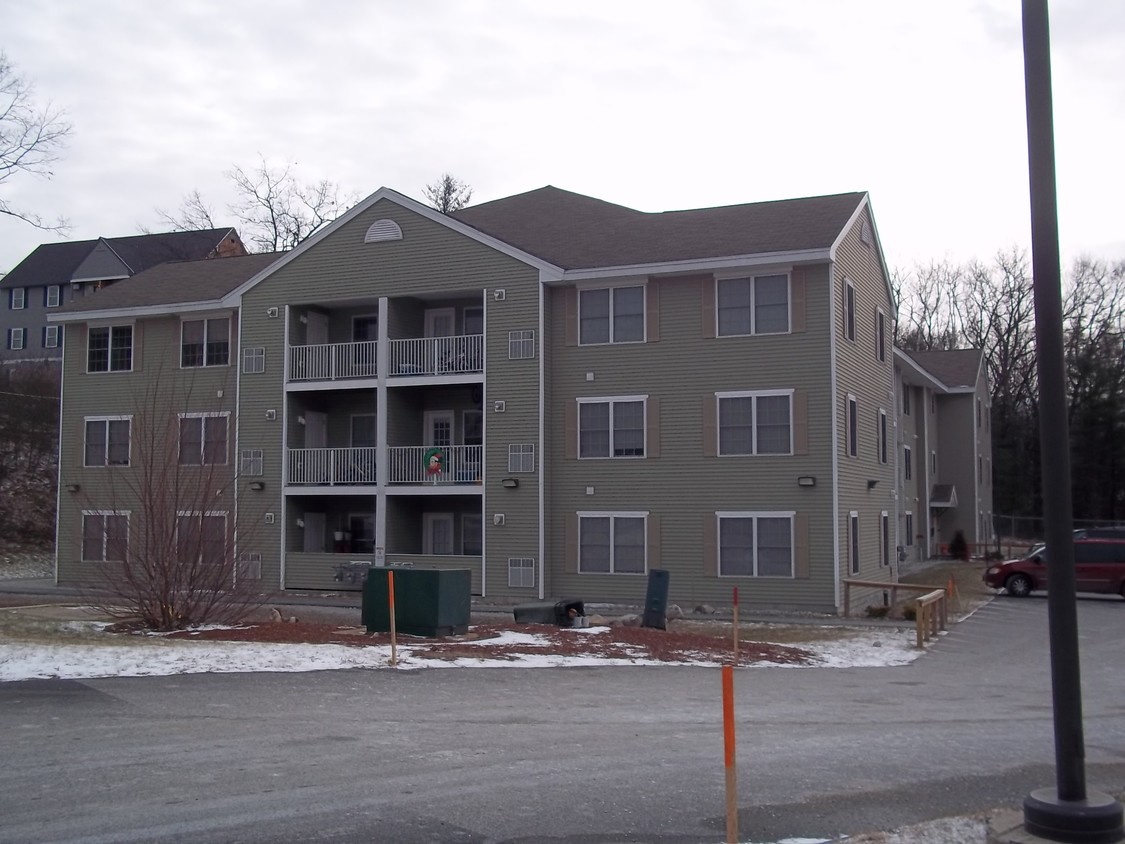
(51, 185), (989, 613)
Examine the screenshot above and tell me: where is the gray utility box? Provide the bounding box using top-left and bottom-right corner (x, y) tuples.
(513, 599), (585, 627)
(362, 567), (471, 637)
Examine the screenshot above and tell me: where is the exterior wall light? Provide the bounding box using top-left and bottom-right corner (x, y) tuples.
(797, 476), (816, 487)
(248, 481), (265, 491)
(501, 478), (519, 489)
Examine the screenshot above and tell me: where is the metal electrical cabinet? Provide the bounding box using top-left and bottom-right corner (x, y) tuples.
(362, 567), (472, 636)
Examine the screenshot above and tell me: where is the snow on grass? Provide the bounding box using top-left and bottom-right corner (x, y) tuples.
(0, 623), (925, 682)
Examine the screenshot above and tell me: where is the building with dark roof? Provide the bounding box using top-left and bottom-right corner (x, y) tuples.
(2, 228), (245, 364)
(49, 185), (992, 613)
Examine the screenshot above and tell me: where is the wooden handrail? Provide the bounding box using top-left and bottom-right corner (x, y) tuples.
(914, 589), (947, 648)
(842, 578), (946, 617)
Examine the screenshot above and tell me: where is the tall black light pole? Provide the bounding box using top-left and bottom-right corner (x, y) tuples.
(1021, 2), (1123, 841)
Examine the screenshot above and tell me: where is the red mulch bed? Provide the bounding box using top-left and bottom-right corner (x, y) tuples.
(163, 620), (812, 666)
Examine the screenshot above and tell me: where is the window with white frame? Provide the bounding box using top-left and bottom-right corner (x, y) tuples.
(87, 325), (132, 372)
(46, 285), (61, 308)
(717, 391), (792, 455)
(849, 512), (860, 574)
(10, 287), (26, 309)
(878, 409), (888, 464)
(847, 394), (858, 458)
(903, 385), (912, 415)
(578, 513), (646, 574)
(242, 346), (265, 374)
(844, 280), (856, 341)
(876, 308), (886, 361)
(237, 552), (262, 581)
(904, 445), (913, 481)
(84, 417), (131, 467)
(43, 325), (61, 348)
(508, 329), (535, 359)
(240, 449), (263, 476)
(579, 286), (644, 344)
(931, 450), (937, 475)
(176, 512), (227, 567)
(881, 511), (890, 567)
(82, 511), (129, 562)
(578, 397), (645, 458)
(716, 274), (789, 336)
(7, 327), (24, 351)
(181, 317), (230, 367)
(462, 514), (482, 556)
(717, 512), (794, 577)
(905, 512), (914, 546)
(977, 397), (982, 427)
(178, 413), (229, 465)
(508, 443), (535, 473)
(508, 557), (536, 588)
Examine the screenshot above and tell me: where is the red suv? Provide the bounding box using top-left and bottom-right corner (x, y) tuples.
(983, 539), (1125, 598)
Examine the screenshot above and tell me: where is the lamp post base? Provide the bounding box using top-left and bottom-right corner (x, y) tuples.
(1023, 789), (1123, 843)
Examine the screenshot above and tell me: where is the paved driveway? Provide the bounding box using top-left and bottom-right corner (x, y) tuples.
(1, 596), (1122, 843)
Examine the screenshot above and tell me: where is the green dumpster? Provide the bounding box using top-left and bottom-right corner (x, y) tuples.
(362, 567), (471, 637)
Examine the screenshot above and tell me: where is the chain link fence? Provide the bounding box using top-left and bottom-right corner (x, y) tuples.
(991, 514), (1125, 559)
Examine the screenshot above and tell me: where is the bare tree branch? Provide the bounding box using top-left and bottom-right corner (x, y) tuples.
(423, 173), (473, 214)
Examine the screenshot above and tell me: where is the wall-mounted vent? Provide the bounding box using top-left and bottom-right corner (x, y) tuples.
(237, 552), (262, 581)
(264, 513), (276, 525)
(266, 307), (279, 318)
(492, 514), (506, 526)
(493, 400), (506, 413)
(364, 219), (403, 243)
(493, 289), (506, 301)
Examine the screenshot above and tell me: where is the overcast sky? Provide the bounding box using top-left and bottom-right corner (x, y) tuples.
(2, 1), (1122, 277)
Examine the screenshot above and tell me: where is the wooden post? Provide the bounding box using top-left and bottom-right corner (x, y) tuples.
(722, 664), (738, 844)
(732, 586), (740, 665)
(388, 570), (397, 667)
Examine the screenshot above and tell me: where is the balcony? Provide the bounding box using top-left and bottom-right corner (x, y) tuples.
(289, 341), (377, 382)
(288, 447), (377, 486)
(388, 334), (482, 377)
(388, 445), (482, 485)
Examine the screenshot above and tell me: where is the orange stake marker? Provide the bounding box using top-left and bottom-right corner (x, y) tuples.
(388, 570), (397, 667)
(722, 664), (738, 843)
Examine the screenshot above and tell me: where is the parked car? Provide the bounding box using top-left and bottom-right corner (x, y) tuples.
(983, 538), (1125, 598)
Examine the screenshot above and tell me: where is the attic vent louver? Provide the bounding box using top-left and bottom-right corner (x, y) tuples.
(364, 219), (403, 243)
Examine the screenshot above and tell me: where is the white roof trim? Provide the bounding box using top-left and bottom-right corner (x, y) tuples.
(829, 193), (895, 309)
(48, 300), (232, 323)
(220, 187), (566, 305)
(557, 248), (831, 282)
(69, 274), (130, 284)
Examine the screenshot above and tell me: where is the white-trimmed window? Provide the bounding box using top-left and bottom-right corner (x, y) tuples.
(87, 325), (133, 372)
(904, 445), (913, 481)
(181, 317), (230, 367)
(578, 397), (645, 458)
(46, 285), (61, 308)
(176, 511), (227, 567)
(717, 512), (794, 577)
(931, 450), (938, 475)
(847, 394), (858, 458)
(844, 279), (856, 341)
(717, 391), (792, 455)
(508, 443), (535, 473)
(240, 449), (263, 476)
(82, 511), (129, 562)
(43, 325), (61, 348)
(579, 286), (644, 344)
(237, 552), (262, 581)
(905, 512), (914, 547)
(9, 287), (26, 310)
(462, 514), (482, 556)
(717, 274), (789, 336)
(508, 329), (535, 360)
(243, 346), (265, 374)
(880, 511), (890, 567)
(7, 327), (24, 351)
(84, 417), (131, 467)
(878, 409), (888, 464)
(178, 412), (229, 465)
(578, 513), (646, 574)
(875, 308), (886, 361)
(849, 511), (860, 575)
(508, 557), (536, 588)
(903, 385), (912, 416)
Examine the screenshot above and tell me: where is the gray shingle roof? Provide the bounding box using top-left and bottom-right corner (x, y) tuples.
(2, 229), (239, 289)
(903, 348), (983, 388)
(452, 186), (867, 269)
(56, 252), (282, 314)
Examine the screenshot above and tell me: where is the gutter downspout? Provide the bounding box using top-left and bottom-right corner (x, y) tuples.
(828, 259), (842, 612)
(538, 278), (546, 600)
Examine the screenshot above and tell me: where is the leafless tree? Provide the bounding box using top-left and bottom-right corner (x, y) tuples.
(0, 51), (72, 232)
(0, 363), (59, 543)
(423, 173), (473, 213)
(154, 156), (354, 252)
(78, 369), (265, 630)
(892, 260), (962, 350)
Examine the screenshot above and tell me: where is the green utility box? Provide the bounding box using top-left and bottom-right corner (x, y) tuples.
(362, 567), (471, 637)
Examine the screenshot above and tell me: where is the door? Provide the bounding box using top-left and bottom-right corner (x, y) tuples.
(424, 308), (455, 338)
(305, 411), (328, 449)
(303, 512), (326, 553)
(424, 512), (454, 555)
(306, 311), (330, 345)
(424, 410), (453, 447)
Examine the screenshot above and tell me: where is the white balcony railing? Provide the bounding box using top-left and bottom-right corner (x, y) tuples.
(289, 341), (377, 381)
(388, 334), (483, 377)
(287, 447), (377, 485)
(387, 445), (482, 485)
